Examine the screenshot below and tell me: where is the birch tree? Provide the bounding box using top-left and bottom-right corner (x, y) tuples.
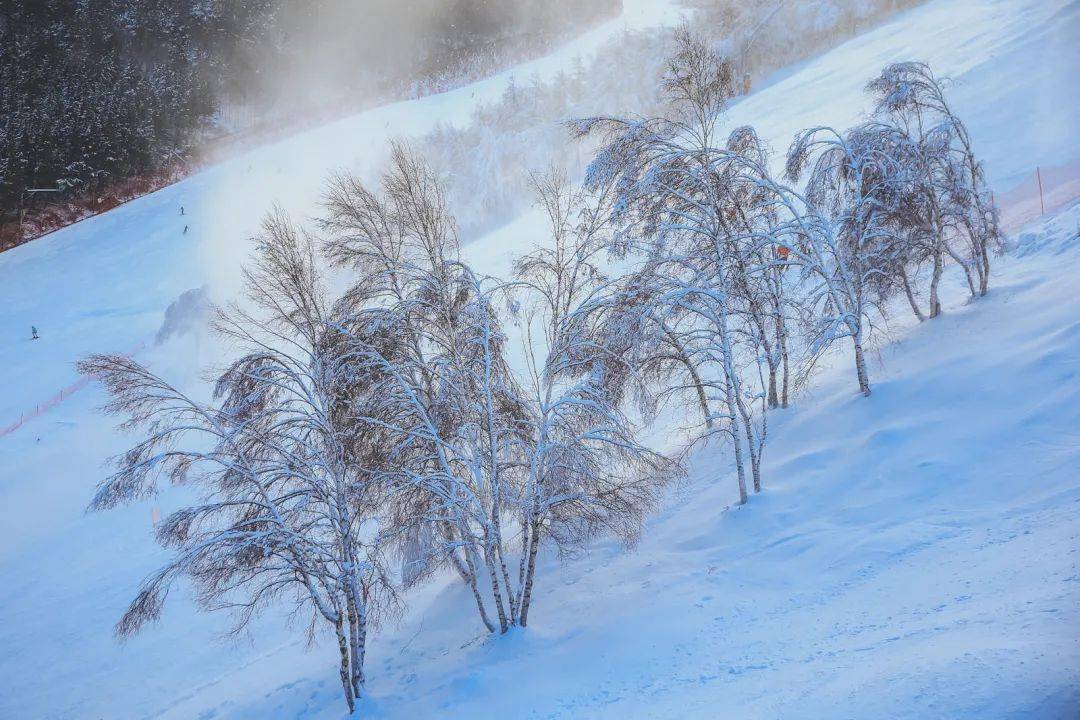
(79, 211), (397, 713)
(321, 142), (525, 635)
(785, 122), (904, 396)
(572, 30), (778, 501)
(509, 170), (674, 624)
(866, 61), (1003, 313)
(322, 147), (670, 634)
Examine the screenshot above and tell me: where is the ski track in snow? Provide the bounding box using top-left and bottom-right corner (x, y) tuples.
(0, 0), (1078, 718)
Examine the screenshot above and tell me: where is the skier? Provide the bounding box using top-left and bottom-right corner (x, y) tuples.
(183, 225), (189, 235)
(31, 326), (39, 340)
(180, 205), (185, 216)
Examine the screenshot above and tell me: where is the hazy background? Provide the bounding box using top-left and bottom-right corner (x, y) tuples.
(212, 0), (620, 136)
(0, 0), (616, 246)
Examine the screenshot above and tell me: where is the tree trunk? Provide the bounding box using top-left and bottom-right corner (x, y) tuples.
(723, 382), (748, 503)
(900, 266), (926, 322)
(453, 542), (496, 633)
(946, 243), (977, 297)
(346, 593), (362, 698)
(718, 310), (749, 504)
(518, 519), (542, 627)
(344, 569), (366, 699)
(978, 239), (990, 296)
(483, 542), (510, 633)
(752, 315), (778, 410)
(352, 613), (366, 700)
(663, 325), (712, 429)
(730, 411), (749, 505)
(335, 616), (355, 714)
(495, 541), (519, 623)
(780, 329), (790, 409)
(928, 250), (943, 318)
(734, 389), (761, 493)
(695, 378), (713, 430)
(515, 521), (530, 623)
(852, 338), (871, 397)
(771, 278), (789, 409)
(961, 260), (977, 298)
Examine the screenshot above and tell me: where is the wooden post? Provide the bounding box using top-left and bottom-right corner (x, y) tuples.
(1036, 167), (1045, 215)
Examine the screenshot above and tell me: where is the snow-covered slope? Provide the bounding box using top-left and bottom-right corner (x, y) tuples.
(348, 201), (1080, 720)
(0, 0), (1078, 718)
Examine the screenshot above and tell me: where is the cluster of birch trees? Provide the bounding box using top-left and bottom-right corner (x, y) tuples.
(80, 31), (998, 713)
(570, 34), (999, 502)
(420, 0), (925, 243)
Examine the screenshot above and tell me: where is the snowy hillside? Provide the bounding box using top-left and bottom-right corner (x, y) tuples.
(1, 0), (1078, 718)
(341, 200), (1079, 720)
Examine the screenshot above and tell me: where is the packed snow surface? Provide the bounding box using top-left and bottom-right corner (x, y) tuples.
(0, 0), (1078, 718)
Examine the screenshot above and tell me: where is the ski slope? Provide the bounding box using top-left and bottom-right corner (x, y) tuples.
(0, 0), (686, 429)
(0, 0), (1078, 718)
(356, 201), (1080, 720)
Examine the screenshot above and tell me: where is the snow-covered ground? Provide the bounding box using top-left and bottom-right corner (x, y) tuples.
(350, 200), (1080, 720)
(0, 0), (1078, 718)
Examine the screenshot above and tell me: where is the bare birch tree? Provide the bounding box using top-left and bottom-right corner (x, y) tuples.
(321, 142), (522, 634)
(509, 170), (675, 624)
(785, 122), (905, 396)
(572, 30), (778, 501)
(322, 146), (671, 634)
(79, 212), (397, 713)
(866, 62), (1003, 314)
